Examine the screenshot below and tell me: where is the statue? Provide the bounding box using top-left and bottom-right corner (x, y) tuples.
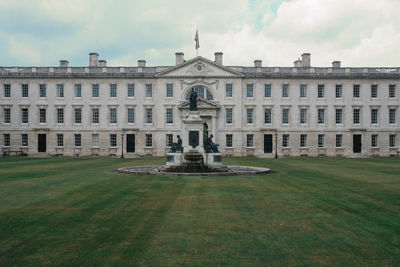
(189, 88), (198, 111)
(169, 135), (183, 153)
(203, 121), (208, 147)
(204, 134), (220, 153)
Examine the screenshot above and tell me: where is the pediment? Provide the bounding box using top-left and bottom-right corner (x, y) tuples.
(178, 98), (221, 110)
(156, 56), (243, 78)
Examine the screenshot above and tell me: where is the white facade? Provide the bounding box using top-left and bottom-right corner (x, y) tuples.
(1, 52), (399, 157)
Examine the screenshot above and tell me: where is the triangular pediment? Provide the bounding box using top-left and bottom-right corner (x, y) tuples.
(178, 98), (221, 110)
(156, 56), (243, 78)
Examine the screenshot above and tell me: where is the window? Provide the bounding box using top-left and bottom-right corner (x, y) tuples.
(389, 84), (396, 98)
(92, 84), (99, 97)
(265, 84), (271, 98)
(22, 84), (28, 97)
(57, 108), (64, 124)
(74, 84), (81, 97)
(353, 109), (360, 124)
(317, 84), (325, 98)
(282, 134), (289, 147)
(39, 84), (46, 97)
(109, 108), (117, 124)
(371, 84), (378, 98)
(39, 108), (46, 123)
(353, 84), (360, 98)
(336, 84), (342, 98)
(371, 134), (378, 148)
(92, 134), (99, 147)
(3, 134), (10, 146)
(300, 134), (307, 147)
(74, 108), (81, 124)
(145, 134), (152, 147)
(110, 84), (117, 97)
(300, 108), (307, 124)
(389, 134), (396, 147)
(246, 134), (254, 147)
(146, 108), (153, 124)
(185, 87), (214, 100)
(246, 108), (253, 124)
(57, 134), (63, 147)
(4, 108), (10, 123)
(318, 109), (325, 124)
(110, 134), (117, 147)
(92, 108), (99, 124)
(226, 84), (233, 97)
(166, 83), (173, 97)
(371, 109), (378, 124)
(282, 108), (289, 124)
(166, 108), (173, 124)
(4, 84), (10, 97)
(246, 84), (254, 98)
(300, 84), (307, 98)
(318, 134), (325, 148)
(226, 134), (233, 147)
(57, 84), (64, 98)
(166, 134), (173, 147)
(336, 135), (343, 148)
(128, 84), (134, 97)
(21, 108), (28, 123)
(127, 108), (134, 123)
(226, 108), (233, 124)
(389, 109), (396, 124)
(336, 109), (342, 124)
(21, 134), (28, 147)
(145, 84), (152, 97)
(74, 134), (81, 147)
(264, 108), (271, 124)
(282, 84), (289, 98)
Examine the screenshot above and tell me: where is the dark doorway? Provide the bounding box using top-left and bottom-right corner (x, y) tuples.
(126, 134), (135, 153)
(264, 134), (273, 153)
(38, 134), (46, 152)
(353, 134), (362, 153)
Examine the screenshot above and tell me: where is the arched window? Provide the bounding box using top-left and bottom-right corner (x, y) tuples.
(185, 86), (214, 100)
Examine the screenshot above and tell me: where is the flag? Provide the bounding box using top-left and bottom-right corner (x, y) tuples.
(195, 30), (200, 50)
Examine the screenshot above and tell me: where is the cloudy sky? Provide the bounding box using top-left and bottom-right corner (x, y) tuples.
(1, 0), (399, 67)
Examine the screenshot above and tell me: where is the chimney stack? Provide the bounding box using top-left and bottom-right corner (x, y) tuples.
(59, 60), (69, 67)
(254, 60), (262, 67)
(175, 52), (184, 65)
(214, 52), (223, 65)
(138, 60), (146, 67)
(294, 59), (302, 67)
(89, 52), (99, 67)
(332, 61), (341, 68)
(98, 60), (107, 67)
(301, 53), (311, 67)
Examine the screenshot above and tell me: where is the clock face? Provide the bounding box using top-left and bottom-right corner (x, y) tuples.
(196, 65), (203, 72)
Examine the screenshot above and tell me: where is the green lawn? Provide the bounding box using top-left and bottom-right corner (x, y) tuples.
(0, 157), (399, 266)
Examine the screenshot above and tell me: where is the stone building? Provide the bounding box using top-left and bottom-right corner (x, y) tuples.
(0, 52), (399, 157)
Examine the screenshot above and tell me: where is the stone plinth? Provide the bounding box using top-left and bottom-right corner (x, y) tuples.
(166, 152), (183, 166)
(182, 110), (205, 155)
(205, 152), (222, 165)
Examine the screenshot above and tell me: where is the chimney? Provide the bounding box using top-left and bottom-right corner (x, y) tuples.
(175, 52), (184, 65)
(98, 60), (107, 67)
(214, 52), (223, 65)
(332, 61), (341, 68)
(301, 53), (311, 67)
(89, 52), (99, 67)
(138, 60), (146, 67)
(254, 60), (262, 67)
(294, 59), (302, 67)
(59, 60), (69, 67)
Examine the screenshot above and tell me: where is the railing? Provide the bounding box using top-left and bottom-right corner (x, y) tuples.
(0, 66), (399, 75)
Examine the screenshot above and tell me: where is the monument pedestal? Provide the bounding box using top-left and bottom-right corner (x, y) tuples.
(166, 152), (183, 166)
(205, 152), (222, 165)
(182, 110), (205, 157)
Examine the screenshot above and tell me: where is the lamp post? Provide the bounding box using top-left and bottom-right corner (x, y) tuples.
(121, 133), (125, 158)
(274, 133), (278, 159)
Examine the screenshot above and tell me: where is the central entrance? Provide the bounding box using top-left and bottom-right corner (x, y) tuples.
(264, 134), (273, 153)
(126, 134), (135, 153)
